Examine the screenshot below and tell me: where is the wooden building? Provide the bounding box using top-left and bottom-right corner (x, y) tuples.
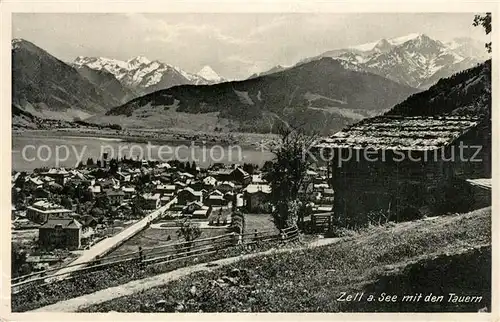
(313, 116), (485, 227)
(38, 218), (82, 250)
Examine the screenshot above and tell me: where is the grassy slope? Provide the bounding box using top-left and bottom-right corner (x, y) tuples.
(85, 207), (491, 312)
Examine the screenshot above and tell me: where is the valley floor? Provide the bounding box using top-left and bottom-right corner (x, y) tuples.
(12, 127), (280, 150)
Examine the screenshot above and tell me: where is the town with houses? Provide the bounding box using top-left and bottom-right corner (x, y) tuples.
(11, 155), (332, 275)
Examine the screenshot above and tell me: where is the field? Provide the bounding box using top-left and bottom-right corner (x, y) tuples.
(109, 223), (231, 257)
(109, 213), (277, 258)
(243, 213), (278, 235)
(85, 207), (491, 313)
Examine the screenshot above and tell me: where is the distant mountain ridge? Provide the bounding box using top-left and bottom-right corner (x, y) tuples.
(99, 57), (419, 134)
(73, 56), (225, 96)
(197, 65), (226, 82)
(387, 59), (491, 117)
(11, 38), (124, 121)
(261, 34), (489, 90)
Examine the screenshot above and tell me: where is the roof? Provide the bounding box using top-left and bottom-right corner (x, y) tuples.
(251, 174), (267, 183)
(107, 190), (125, 196)
(28, 177), (44, 185)
(324, 188), (334, 195)
(187, 201), (204, 208)
(314, 116), (480, 151)
(216, 168), (233, 175)
(465, 178), (492, 191)
(88, 185), (102, 193)
(193, 208), (210, 215)
(203, 176), (217, 184)
(157, 184), (176, 190)
(180, 187), (203, 196)
(218, 181), (235, 188)
(157, 162), (172, 169)
(231, 167), (249, 177)
(244, 184), (271, 194)
(31, 200), (67, 210)
(40, 218), (82, 229)
(144, 193), (161, 200)
(209, 189), (224, 196)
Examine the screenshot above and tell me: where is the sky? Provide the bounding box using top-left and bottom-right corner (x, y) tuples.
(12, 13), (489, 80)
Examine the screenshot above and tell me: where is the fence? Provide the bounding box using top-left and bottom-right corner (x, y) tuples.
(11, 225), (299, 294)
(311, 213), (334, 233)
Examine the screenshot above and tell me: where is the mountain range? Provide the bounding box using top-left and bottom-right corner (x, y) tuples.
(11, 34), (489, 134)
(265, 34), (489, 90)
(73, 56), (226, 96)
(98, 57), (418, 134)
(12, 39), (121, 121)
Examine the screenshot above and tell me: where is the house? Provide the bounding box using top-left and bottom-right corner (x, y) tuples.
(38, 218), (82, 250)
(251, 174), (267, 184)
(313, 115), (485, 227)
(213, 168), (233, 182)
(174, 181), (187, 190)
(157, 162), (172, 170)
(243, 184), (271, 213)
(41, 176), (55, 184)
(87, 185), (102, 198)
(217, 181), (235, 193)
(25, 177), (44, 190)
(188, 180), (204, 191)
(177, 187), (203, 205)
(155, 184), (176, 195)
(26, 200), (73, 224)
(33, 187), (51, 199)
(313, 183), (329, 192)
(323, 188), (334, 198)
(121, 186), (136, 198)
(143, 193), (161, 210)
(183, 201), (204, 214)
(81, 215), (98, 228)
(115, 171), (131, 182)
(193, 206), (211, 219)
(205, 190), (228, 206)
(229, 167), (251, 185)
(178, 172), (195, 181)
(107, 190), (125, 205)
(97, 178), (120, 190)
(160, 195), (173, 206)
(41, 168), (70, 185)
(202, 176), (217, 188)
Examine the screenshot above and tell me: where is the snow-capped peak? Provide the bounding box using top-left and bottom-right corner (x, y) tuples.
(389, 33), (424, 46)
(197, 65), (224, 82)
(127, 56), (151, 69)
(307, 33), (486, 89)
(350, 33), (427, 52)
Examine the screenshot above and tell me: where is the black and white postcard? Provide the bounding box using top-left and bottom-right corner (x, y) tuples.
(1, 1), (497, 320)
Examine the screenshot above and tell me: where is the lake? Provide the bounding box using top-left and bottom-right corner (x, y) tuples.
(12, 135), (275, 172)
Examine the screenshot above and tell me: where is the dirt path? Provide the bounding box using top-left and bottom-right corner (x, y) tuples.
(30, 237), (340, 312)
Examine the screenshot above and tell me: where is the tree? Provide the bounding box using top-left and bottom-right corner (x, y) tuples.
(473, 13), (492, 53)
(86, 158), (95, 166)
(190, 161), (198, 174)
(264, 125), (318, 229)
(12, 244), (31, 277)
(61, 195), (73, 210)
(109, 158), (119, 174)
(243, 163), (256, 175)
(176, 219), (202, 252)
